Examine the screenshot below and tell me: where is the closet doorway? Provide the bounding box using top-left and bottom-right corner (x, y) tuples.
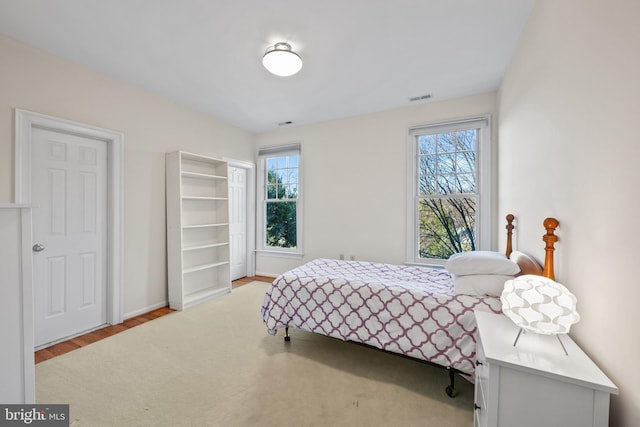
(226, 159), (255, 281)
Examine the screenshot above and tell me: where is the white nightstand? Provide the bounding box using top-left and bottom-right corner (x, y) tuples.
(474, 311), (618, 427)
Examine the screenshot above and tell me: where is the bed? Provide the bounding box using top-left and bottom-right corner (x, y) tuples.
(260, 215), (559, 397)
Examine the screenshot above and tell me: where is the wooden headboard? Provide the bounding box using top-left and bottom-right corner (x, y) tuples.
(504, 214), (559, 280)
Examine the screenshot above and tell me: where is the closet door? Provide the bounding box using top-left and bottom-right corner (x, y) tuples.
(229, 165), (248, 281)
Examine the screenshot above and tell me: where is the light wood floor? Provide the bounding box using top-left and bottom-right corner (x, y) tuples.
(35, 276), (273, 364)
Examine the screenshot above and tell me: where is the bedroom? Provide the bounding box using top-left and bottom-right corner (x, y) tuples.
(0, 0), (638, 426)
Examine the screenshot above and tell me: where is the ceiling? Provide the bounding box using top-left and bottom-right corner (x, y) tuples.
(0, 0), (535, 133)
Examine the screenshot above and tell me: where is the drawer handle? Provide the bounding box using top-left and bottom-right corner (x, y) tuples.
(476, 360), (483, 366)
(474, 403), (481, 411)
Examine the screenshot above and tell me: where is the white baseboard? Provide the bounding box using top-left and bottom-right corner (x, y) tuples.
(123, 300), (169, 321)
(255, 272), (278, 279)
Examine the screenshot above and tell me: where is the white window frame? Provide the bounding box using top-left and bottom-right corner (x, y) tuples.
(406, 115), (492, 265)
(256, 143), (303, 258)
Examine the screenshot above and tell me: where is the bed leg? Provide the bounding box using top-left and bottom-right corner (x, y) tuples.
(284, 327), (291, 342)
(445, 367), (458, 398)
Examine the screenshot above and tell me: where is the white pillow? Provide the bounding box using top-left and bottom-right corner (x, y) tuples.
(445, 251), (520, 276)
(453, 274), (515, 297)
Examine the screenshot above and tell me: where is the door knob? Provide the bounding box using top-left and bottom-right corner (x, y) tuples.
(32, 243), (45, 252)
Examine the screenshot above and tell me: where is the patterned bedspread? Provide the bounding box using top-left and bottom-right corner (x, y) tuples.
(260, 258), (502, 377)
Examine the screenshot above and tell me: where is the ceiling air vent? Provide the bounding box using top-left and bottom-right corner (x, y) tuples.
(409, 94), (432, 102)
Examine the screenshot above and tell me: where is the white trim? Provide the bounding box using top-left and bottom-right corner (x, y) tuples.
(19, 207), (35, 403)
(34, 322), (109, 351)
(123, 301), (169, 321)
(0, 206), (36, 402)
(406, 114), (492, 264)
(14, 109), (124, 325)
(254, 249), (304, 259)
(223, 157), (257, 277)
(0, 203), (35, 208)
(258, 143), (300, 157)
(408, 116), (490, 136)
(254, 271), (279, 279)
(406, 134), (418, 265)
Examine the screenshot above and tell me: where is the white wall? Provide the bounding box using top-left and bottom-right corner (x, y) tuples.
(498, 1), (640, 425)
(0, 35), (255, 317)
(255, 93), (498, 276)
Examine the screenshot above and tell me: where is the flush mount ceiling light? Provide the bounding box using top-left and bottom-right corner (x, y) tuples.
(262, 42), (303, 77)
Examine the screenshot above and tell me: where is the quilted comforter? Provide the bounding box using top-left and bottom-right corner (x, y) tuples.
(261, 258), (502, 376)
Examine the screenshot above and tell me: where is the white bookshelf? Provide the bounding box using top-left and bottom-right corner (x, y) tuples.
(166, 151), (231, 310)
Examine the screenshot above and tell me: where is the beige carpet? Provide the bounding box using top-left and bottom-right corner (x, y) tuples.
(36, 282), (474, 427)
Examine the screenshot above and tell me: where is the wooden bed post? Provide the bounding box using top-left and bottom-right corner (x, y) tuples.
(542, 218), (559, 280)
(505, 214), (515, 258)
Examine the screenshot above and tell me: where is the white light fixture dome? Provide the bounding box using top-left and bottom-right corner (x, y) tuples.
(262, 42), (303, 77)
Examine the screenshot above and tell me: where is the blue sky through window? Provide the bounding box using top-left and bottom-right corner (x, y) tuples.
(267, 155), (298, 199)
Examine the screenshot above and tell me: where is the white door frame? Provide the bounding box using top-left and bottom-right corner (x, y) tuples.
(14, 109), (124, 325)
(224, 157), (256, 278)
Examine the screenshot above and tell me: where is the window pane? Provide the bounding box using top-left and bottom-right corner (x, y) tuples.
(285, 184), (298, 198)
(437, 174), (457, 194)
(417, 128), (478, 196)
(277, 169), (287, 185)
(267, 183), (277, 199)
(266, 154), (299, 201)
(456, 151), (476, 174)
(416, 129), (480, 257)
(266, 201), (297, 248)
(287, 168), (298, 185)
(418, 197), (477, 259)
(458, 173), (476, 193)
(437, 133), (457, 153)
(418, 135), (437, 155)
(437, 153), (455, 175)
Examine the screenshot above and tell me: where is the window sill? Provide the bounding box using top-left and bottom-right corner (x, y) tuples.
(405, 260), (446, 268)
(255, 249), (304, 260)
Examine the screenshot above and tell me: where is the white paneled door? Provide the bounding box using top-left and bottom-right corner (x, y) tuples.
(31, 127), (108, 348)
(229, 166), (247, 281)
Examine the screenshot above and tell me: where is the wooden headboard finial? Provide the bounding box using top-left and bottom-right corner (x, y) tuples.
(505, 214), (515, 258)
(542, 217), (559, 280)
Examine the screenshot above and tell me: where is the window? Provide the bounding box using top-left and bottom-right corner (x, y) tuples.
(406, 116), (491, 264)
(257, 144), (302, 256)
